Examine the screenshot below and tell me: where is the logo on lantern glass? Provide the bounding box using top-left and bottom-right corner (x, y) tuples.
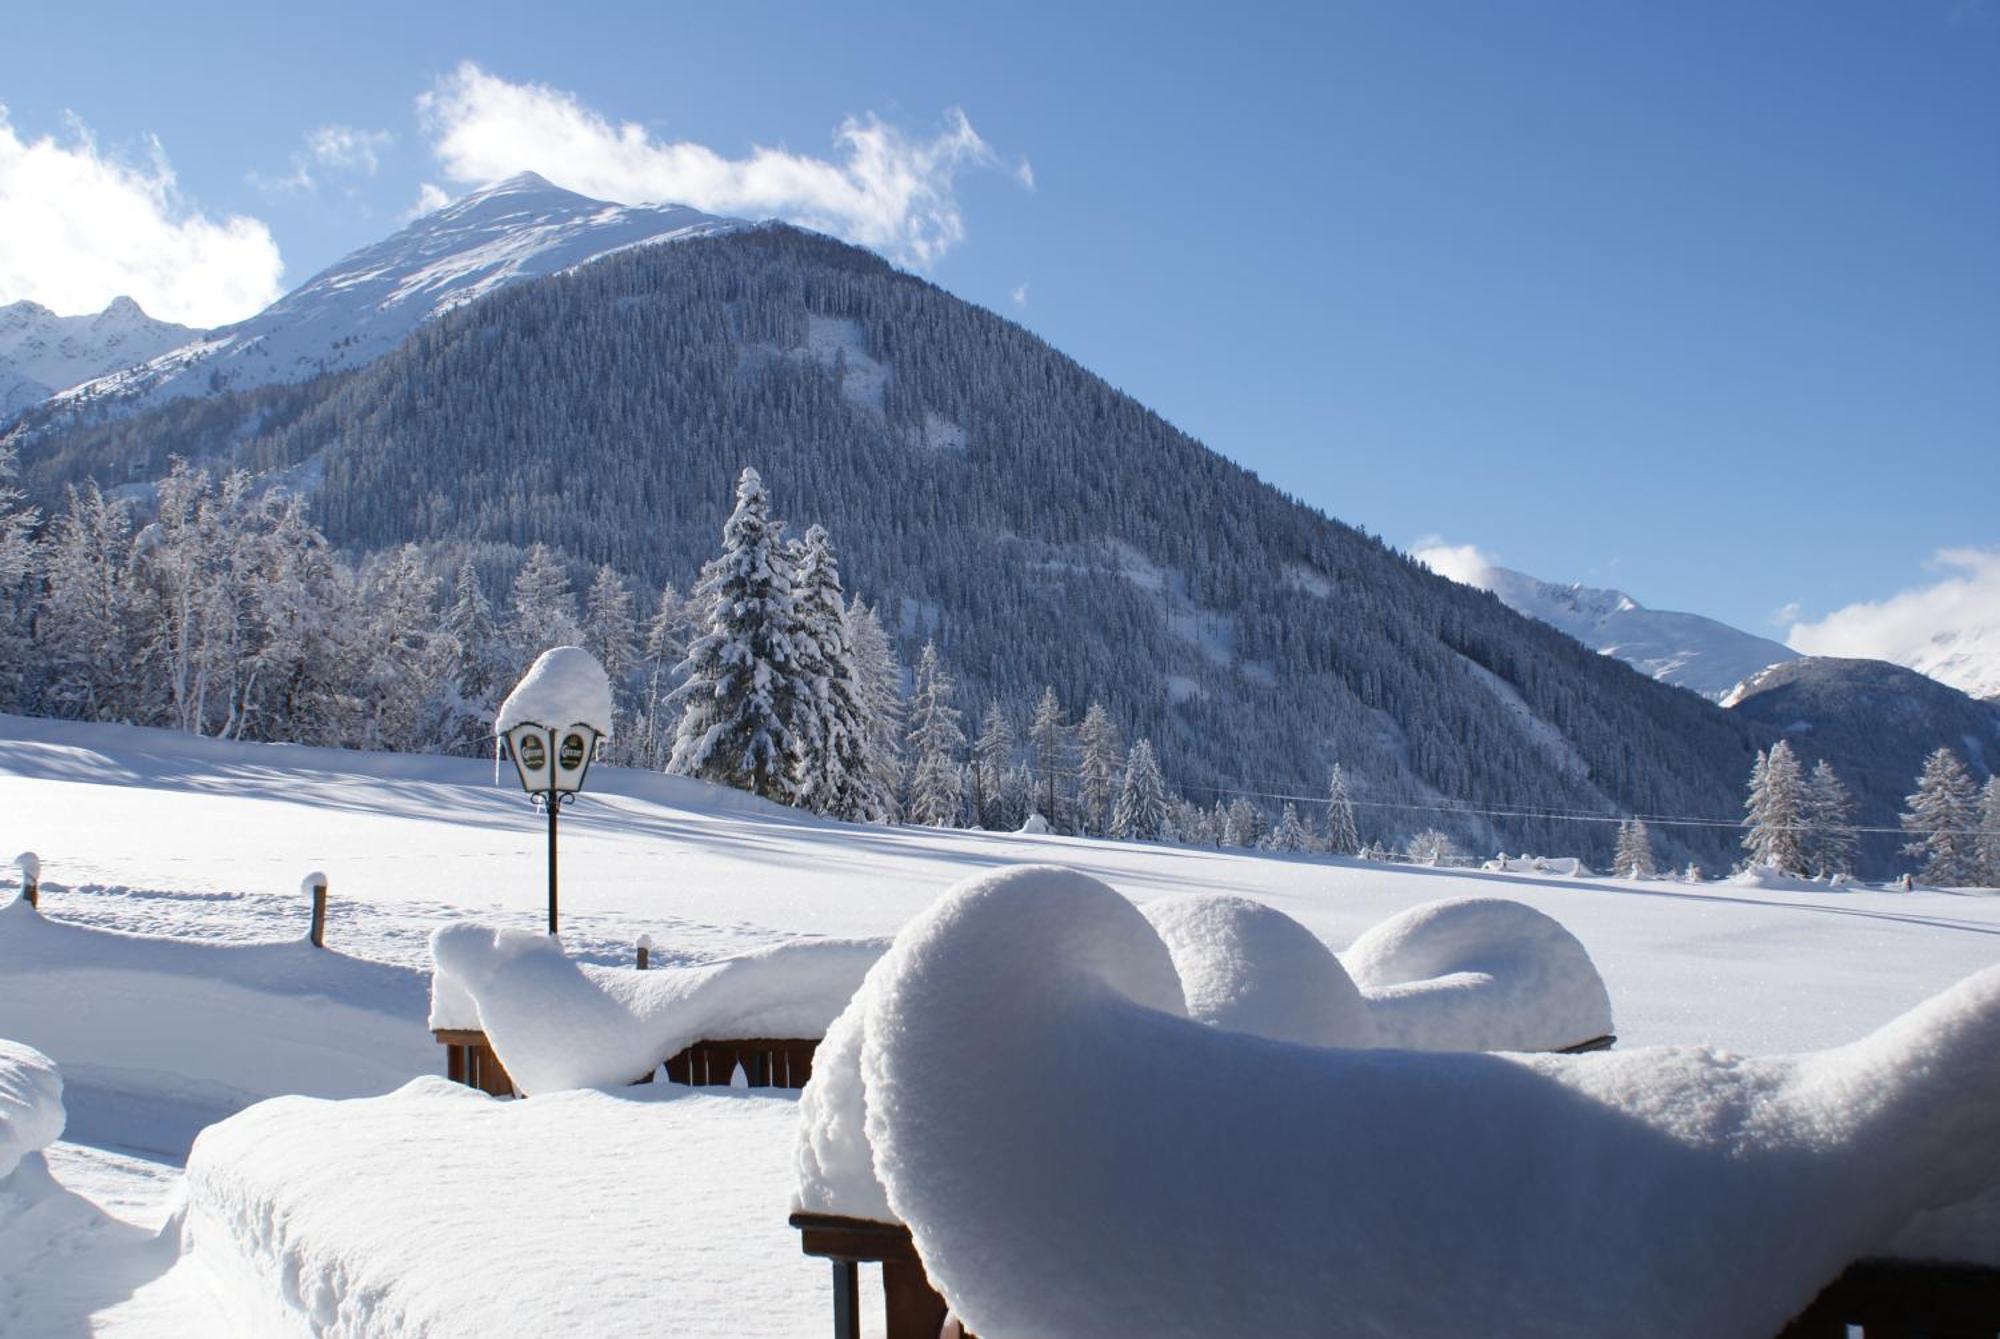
(559, 733), (587, 770)
(517, 734), (547, 771)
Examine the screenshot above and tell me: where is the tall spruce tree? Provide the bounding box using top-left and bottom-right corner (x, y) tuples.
(1028, 686), (1070, 830)
(1111, 738), (1169, 841)
(904, 641), (965, 826)
(667, 467), (804, 800)
(973, 701), (1015, 830)
(846, 598), (905, 822)
(1900, 747), (1981, 885)
(1326, 764), (1361, 856)
(1978, 777), (2000, 889)
(1742, 741), (1807, 874)
(634, 583), (690, 769)
(1803, 760), (1857, 879)
(791, 526), (883, 821)
(582, 565), (639, 691)
(506, 543), (581, 668)
(1076, 701), (1121, 837)
(1613, 817), (1655, 878)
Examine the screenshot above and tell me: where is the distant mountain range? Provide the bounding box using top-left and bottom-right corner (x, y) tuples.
(1416, 557), (1798, 702)
(0, 297), (198, 422)
(13, 173), (741, 427)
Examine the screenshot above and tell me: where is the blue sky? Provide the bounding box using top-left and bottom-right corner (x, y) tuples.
(4, 1), (1995, 648)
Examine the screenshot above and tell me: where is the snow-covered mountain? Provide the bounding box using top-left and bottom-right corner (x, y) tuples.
(1427, 560), (1799, 702)
(1896, 627), (2000, 704)
(39, 173), (743, 419)
(0, 297), (200, 422)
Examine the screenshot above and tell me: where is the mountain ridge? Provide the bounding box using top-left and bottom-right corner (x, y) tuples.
(12, 173), (744, 430)
(0, 296), (200, 424)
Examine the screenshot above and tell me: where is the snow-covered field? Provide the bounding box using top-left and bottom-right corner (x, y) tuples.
(3, 713), (1998, 1335)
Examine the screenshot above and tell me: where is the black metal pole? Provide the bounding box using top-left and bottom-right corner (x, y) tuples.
(547, 789), (560, 934)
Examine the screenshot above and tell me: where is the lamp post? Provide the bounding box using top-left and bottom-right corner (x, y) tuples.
(497, 646), (613, 935)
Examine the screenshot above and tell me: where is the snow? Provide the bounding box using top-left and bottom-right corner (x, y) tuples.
(1142, 894), (1375, 1047)
(428, 923), (883, 1092)
(847, 865), (2000, 1338)
(0, 295), (199, 421)
(0, 896), (433, 1157)
(9, 715), (2000, 1331)
(1421, 554), (1799, 703)
(180, 1079), (838, 1338)
(0, 1039), (64, 1179)
(494, 644), (614, 735)
(1341, 896), (1614, 1052)
(46, 174), (743, 420)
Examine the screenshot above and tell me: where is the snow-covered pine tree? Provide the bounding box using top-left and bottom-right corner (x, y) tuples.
(1169, 795), (1211, 846)
(441, 560), (506, 746)
(666, 467), (804, 801)
(1028, 686), (1070, 830)
(846, 598), (905, 821)
(1613, 817), (1655, 878)
(790, 526), (884, 821)
(632, 584), (691, 769)
(1223, 797), (1262, 848)
(1000, 761), (1034, 831)
(1326, 763), (1361, 856)
(35, 482), (142, 722)
(1076, 702), (1121, 837)
(355, 544), (452, 751)
(904, 640), (966, 826)
(972, 701), (1015, 830)
(1266, 801), (1311, 853)
(506, 543), (582, 670)
(1979, 777), (2000, 889)
(582, 565), (639, 696)
(1900, 747), (1982, 886)
(1742, 741), (1807, 874)
(1803, 760), (1857, 879)
(1111, 737), (1168, 840)
(0, 443), (38, 710)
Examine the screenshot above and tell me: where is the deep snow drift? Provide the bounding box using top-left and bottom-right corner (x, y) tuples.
(0, 896), (433, 1156)
(0, 1040), (64, 1180)
(841, 866), (2000, 1338)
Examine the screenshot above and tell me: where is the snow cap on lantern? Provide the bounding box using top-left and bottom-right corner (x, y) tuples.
(497, 646), (613, 797)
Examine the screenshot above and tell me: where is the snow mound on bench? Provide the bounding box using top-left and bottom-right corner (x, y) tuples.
(429, 924), (886, 1093)
(495, 645), (613, 735)
(1142, 895), (1375, 1047)
(855, 865), (2000, 1338)
(0, 1040), (63, 1180)
(1342, 896), (1613, 1052)
(182, 1078), (825, 1337)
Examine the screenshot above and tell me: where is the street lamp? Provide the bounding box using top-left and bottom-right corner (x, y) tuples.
(496, 645), (613, 934)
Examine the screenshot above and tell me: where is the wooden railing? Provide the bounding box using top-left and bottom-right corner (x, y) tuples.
(432, 1029), (820, 1098)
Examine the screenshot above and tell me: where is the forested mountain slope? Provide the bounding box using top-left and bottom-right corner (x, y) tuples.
(1726, 657), (2000, 871)
(17, 224), (1779, 867)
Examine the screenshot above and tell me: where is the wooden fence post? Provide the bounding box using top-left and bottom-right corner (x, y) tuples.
(303, 871), (328, 948)
(636, 933), (651, 970)
(15, 852), (38, 909)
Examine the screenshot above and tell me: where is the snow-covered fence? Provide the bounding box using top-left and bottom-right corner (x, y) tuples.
(427, 926), (884, 1097)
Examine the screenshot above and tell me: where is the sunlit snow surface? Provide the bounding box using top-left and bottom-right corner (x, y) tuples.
(4, 713), (2000, 1335)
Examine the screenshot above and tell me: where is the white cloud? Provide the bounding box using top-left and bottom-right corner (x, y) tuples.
(416, 62), (1021, 267)
(1787, 547), (2000, 695)
(255, 124), (393, 194)
(406, 181), (452, 219)
(307, 124), (391, 176)
(1410, 538), (1500, 590)
(0, 106), (283, 326)
(1010, 282), (1029, 308)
